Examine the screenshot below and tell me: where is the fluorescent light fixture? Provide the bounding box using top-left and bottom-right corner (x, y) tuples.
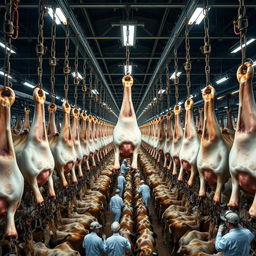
(122, 25), (135, 46)
(23, 81), (35, 88)
(72, 72), (83, 79)
(252, 61), (256, 67)
(0, 42), (16, 54)
(92, 89), (99, 95)
(216, 76), (229, 84)
(0, 71), (13, 79)
(158, 89), (166, 94)
(188, 7), (205, 25)
(56, 96), (60, 100)
(124, 65), (132, 74)
(231, 89), (239, 95)
(153, 97), (157, 101)
(217, 95), (224, 100)
(170, 71), (181, 80)
(231, 38), (256, 53)
(48, 7), (67, 25)
(61, 98), (65, 102)
(224, 106), (228, 109)
(45, 91), (49, 95)
(178, 101), (183, 105)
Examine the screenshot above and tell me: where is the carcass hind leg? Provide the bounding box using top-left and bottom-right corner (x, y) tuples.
(71, 164), (78, 184)
(5, 203), (19, 238)
(188, 165), (197, 187)
(177, 165), (184, 182)
(59, 167), (68, 187)
(249, 193), (256, 218)
(131, 146), (139, 169)
(114, 146), (120, 170)
(47, 173), (56, 198)
(198, 169), (206, 197)
(213, 175), (223, 203)
(228, 175), (240, 208)
(31, 178), (44, 204)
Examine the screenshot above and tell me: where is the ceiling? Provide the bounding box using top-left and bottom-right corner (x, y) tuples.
(0, 0), (256, 125)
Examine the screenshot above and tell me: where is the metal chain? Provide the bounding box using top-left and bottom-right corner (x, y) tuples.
(202, 0), (211, 86)
(82, 60), (87, 110)
(74, 44), (79, 107)
(50, 7), (56, 103)
(63, 25), (70, 101)
(36, 0), (45, 89)
(89, 69), (93, 114)
(3, 0), (13, 88)
(159, 73), (163, 112)
(166, 64), (170, 109)
(125, 25), (130, 74)
(184, 24), (192, 98)
(233, 0), (248, 64)
(10, 0), (20, 40)
(173, 44), (179, 104)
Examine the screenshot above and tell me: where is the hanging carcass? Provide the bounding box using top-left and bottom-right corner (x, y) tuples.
(163, 112), (173, 170)
(228, 62), (256, 217)
(113, 75), (141, 169)
(0, 87), (24, 237)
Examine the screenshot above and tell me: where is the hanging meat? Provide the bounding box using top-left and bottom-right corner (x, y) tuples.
(163, 112), (173, 170)
(87, 115), (96, 167)
(228, 62), (256, 217)
(197, 85), (230, 203)
(17, 88), (55, 204)
(171, 105), (183, 176)
(0, 87), (24, 237)
(71, 107), (83, 178)
(53, 101), (77, 187)
(22, 107), (30, 133)
(178, 98), (200, 186)
(113, 75), (141, 169)
(80, 112), (90, 171)
(47, 103), (59, 150)
(12, 113), (22, 135)
(155, 116), (165, 163)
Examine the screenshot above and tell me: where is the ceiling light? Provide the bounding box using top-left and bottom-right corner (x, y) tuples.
(231, 38), (256, 53)
(216, 76), (229, 84)
(0, 42), (16, 54)
(158, 89), (166, 94)
(0, 71), (13, 79)
(170, 71), (181, 80)
(92, 89), (99, 95)
(72, 72), (83, 79)
(178, 101), (183, 105)
(122, 25), (135, 46)
(48, 7), (67, 25)
(61, 98), (65, 102)
(45, 91), (49, 95)
(188, 7), (206, 25)
(252, 61), (256, 67)
(217, 95), (224, 100)
(23, 81), (35, 88)
(153, 97), (157, 101)
(231, 89), (239, 95)
(124, 65), (132, 74)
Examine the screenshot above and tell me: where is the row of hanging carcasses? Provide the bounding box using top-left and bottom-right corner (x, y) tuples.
(140, 62), (256, 219)
(0, 86), (114, 238)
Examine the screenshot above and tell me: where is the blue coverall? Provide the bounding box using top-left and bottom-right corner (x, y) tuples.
(215, 226), (254, 256)
(109, 195), (124, 222)
(120, 162), (128, 174)
(104, 233), (131, 256)
(82, 232), (105, 256)
(138, 184), (151, 207)
(117, 175), (126, 197)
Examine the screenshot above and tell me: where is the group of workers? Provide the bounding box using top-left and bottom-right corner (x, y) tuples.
(82, 159), (255, 256)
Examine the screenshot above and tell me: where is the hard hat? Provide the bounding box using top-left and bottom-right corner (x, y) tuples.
(111, 222), (120, 232)
(123, 159), (127, 163)
(140, 180), (145, 184)
(220, 210), (240, 225)
(90, 221), (102, 230)
(116, 189), (120, 193)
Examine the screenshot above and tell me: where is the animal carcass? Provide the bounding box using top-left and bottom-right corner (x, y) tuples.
(0, 87), (24, 237)
(163, 112), (173, 170)
(228, 62), (256, 217)
(113, 75), (141, 169)
(178, 98), (200, 186)
(17, 88), (55, 204)
(197, 85), (229, 203)
(80, 112), (90, 171)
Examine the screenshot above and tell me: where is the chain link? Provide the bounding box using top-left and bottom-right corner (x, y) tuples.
(36, 0), (45, 89)
(173, 44), (179, 104)
(82, 60), (87, 110)
(63, 25), (70, 100)
(74, 45), (79, 107)
(165, 64), (170, 109)
(184, 24), (191, 98)
(50, 7), (56, 103)
(233, 0), (248, 64)
(202, 0), (211, 86)
(89, 69), (93, 113)
(125, 25), (130, 74)
(3, 0), (14, 88)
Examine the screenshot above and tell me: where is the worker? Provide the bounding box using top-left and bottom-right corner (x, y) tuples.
(82, 221), (105, 256)
(138, 180), (151, 208)
(117, 173), (126, 197)
(109, 189), (124, 222)
(103, 222), (131, 256)
(120, 159), (129, 174)
(215, 210), (254, 256)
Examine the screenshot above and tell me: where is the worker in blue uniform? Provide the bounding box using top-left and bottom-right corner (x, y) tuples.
(138, 180), (151, 208)
(120, 159), (129, 174)
(117, 173), (126, 197)
(109, 189), (124, 222)
(82, 221), (105, 256)
(215, 210), (254, 256)
(103, 222), (131, 256)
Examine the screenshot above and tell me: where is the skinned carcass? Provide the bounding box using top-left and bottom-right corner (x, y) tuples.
(163, 112), (173, 170)
(228, 62), (256, 217)
(87, 115), (96, 167)
(171, 105), (183, 176)
(80, 112), (90, 171)
(17, 88), (55, 204)
(197, 85), (230, 203)
(178, 98), (200, 186)
(0, 87), (24, 237)
(22, 107), (30, 133)
(53, 101), (77, 187)
(155, 116), (165, 163)
(47, 103), (59, 151)
(113, 75), (141, 169)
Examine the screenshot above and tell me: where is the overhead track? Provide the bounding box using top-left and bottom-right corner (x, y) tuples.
(55, 0), (119, 117)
